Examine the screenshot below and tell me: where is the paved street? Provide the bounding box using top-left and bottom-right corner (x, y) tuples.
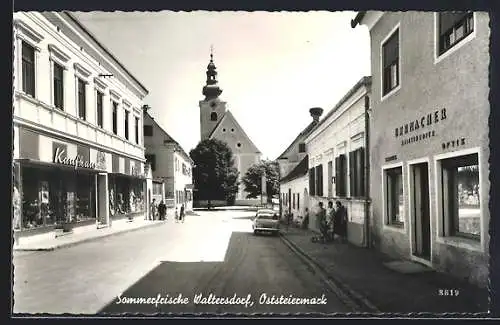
(13, 210), (351, 315)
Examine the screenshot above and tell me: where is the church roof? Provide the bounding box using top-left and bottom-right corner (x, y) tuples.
(280, 155), (309, 183)
(208, 110), (262, 154)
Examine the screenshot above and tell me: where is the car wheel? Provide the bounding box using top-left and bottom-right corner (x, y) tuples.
(254, 230), (258, 235)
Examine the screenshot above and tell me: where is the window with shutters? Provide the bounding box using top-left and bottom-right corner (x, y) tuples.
(438, 12), (474, 56)
(349, 147), (366, 197)
(315, 164), (323, 197)
(21, 42), (35, 97)
(382, 28), (399, 97)
(309, 167), (316, 196)
(112, 102), (118, 135)
(53, 62), (64, 110)
(96, 91), (103, 127)
(335, 155), (348, 197)
(135, 117), (139, 144)
(327, 161), (333, 197)
(124, 110), (129, 140)
(77, 78), (86, 120)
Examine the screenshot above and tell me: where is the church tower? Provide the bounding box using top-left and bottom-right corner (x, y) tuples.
(197, 47), (262, 205)
(199, 48), (227, 140)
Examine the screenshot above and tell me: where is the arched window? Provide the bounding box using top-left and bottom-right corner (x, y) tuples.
(210, 112), (217, 121)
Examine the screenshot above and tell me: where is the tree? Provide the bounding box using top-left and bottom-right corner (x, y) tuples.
(189, 139), (240, 205)
(242, 160), (280, 202)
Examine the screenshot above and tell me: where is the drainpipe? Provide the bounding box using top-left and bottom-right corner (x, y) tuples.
(364, 94), (371, 249)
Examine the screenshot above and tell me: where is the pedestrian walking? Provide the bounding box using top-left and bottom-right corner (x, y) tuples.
(158, 200), (167, 221)
(150, 198), (156, 221)
(302, 208), (310, 229)
(327, 201), (335, 241)
(334, 200), (348, 243)
(180, 204), (185, 223)
(317, 202), (328, 240)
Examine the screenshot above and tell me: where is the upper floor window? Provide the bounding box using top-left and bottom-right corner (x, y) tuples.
(298, 143), (306, 153)
(210, 112), (217, 121)
(96, 91), (103, 128)
(144, 125), (153, 136)
(21, 42), (35, 97)
(382, 28), (399, 96)
(438, 12), (474, 55)
(135, 117), (139, 144)
(77, 78), (86, 120)
(112, 101), (118, 135)
(124, 110), (130, 140)
(53, 63), (64, 110)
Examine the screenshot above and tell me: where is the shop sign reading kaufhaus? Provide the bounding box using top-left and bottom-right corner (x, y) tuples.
(395, 108), (447, 146)
(53, 147), (96, 169)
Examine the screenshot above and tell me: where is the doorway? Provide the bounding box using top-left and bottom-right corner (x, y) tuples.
(410, 162), (431, 261)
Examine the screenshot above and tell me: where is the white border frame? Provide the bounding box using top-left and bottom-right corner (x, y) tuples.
(407, 157), (433, 267)
(433, 147), (485, 253)
(380, 23), (401, 102)
(433, 12), (477, 65)
(381, 161), (406, 234)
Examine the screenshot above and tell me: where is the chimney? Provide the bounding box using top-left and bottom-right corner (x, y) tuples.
(309, 107), (324, 123)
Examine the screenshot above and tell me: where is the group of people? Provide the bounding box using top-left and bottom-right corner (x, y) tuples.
(315, 200), (348, 243)
(148, 199), (186, 222)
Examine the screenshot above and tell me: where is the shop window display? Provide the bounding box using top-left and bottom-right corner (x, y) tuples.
(109, 176), (145, 216)
(21, 167), (57, 229)
(19, 166), (96, 230)
(75, 174), (96, 222)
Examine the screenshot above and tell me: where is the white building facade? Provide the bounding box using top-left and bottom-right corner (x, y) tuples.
(143, 112), (194, 212)
(12, 12), (149, 245)
(305, 77), (371, 246)
(277, 108), (322, 222)
(353, 11), (490, 286)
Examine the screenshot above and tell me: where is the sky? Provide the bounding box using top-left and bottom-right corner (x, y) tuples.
(72, 11), (371, 160)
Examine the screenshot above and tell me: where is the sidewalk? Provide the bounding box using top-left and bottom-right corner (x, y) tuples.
(280, 227), (489, 314)
(13, 214), (170, 252)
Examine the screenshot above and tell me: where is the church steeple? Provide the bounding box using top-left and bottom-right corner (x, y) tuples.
(202, 46), (223, 100)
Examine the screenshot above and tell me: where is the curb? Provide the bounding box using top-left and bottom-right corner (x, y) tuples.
(14, 221), (166, 252)
(280, 232), (380, 313)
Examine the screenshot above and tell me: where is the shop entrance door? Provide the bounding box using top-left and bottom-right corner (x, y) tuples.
(410, 162), (431, 261)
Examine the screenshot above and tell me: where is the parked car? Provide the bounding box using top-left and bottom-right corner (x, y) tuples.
(252, 209), (280, 236)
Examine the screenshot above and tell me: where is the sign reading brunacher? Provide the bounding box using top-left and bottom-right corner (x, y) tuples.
(53, 147), (96, 169)
(394, 108), (447, 147)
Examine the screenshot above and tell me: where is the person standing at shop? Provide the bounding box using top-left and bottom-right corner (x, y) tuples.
(179, 204), (185, 223)
(150, 198), (157, 221)
(158, 200), (167, 221)
(334, 200), (348, 243)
